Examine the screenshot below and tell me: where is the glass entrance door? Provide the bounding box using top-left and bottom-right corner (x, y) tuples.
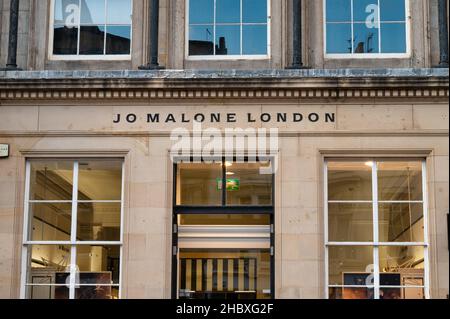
(172, 159), (275, 299)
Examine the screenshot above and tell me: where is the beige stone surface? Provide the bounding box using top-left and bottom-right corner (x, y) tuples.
(337, 104), (414, 131)
(413, 105), (450, 130)
(0, 106), (38, 131)
(38, 105), (114, 131)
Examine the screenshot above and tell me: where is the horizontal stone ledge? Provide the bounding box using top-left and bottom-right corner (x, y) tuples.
(1, 130), (448, 138)
(0, 68), (448, 80)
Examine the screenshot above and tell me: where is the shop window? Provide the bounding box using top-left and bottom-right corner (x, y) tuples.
(23, 159), (123, 299)
(188, 0), (270, 58)
(51, 0), (132, 59)
(325, 159), (429, 299)
(324, 0), (409, 57)
(173, 158), (274, 299)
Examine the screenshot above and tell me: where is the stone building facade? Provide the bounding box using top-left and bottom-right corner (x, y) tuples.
(0, 0), (448, 299)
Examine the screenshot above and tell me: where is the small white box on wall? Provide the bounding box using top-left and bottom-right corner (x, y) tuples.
(0, 144), (9, 158)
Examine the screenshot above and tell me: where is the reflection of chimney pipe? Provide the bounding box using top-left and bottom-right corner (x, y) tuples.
(219, 37), (226, 51)
(1, 0), (22, 70)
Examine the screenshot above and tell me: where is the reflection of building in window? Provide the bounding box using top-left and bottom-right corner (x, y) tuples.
(216, 37), (228, 55)
(354, 33), (374, 53)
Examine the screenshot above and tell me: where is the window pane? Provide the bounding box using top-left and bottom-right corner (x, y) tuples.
(242, 0), (267, 23)
(216, 25), (241, 55)
(380, 0), (405, 22)
(353, 22), (379, 54)
(189, 0), (214, 24)
(242, 25), (267, 55)
(105, 25), (131, 54)
(107, 0), (132, 24)
(177, 162), (222, 205)
(328, 246), (373, 286)
(81, 0), (106, 24)
(216, 0), (240, 23)
(79, 25), (106, 55)
(326, 23), (352, 54)
(379, 203), (424, 242)
(326, 0), (351, 22)
(26, 245), (71, 284)
(329, 287), (374, 299)
(76, 245), (120, 284)
(53, 26), (79, 55)
(380, 23), (406, 53)
(77, 202), (121, 241)
(30, 161), (73, 200)
(25, 285), (69, 299)
(76, 285), (119, 299)
(189, 25), (214, 55)
(29, 203), (72, 241)
(179, 249), (271, 299)
(377, 161), (422, 201)
(327, 161), (373, 201)
(179, 214), (270, 226)
(78, 160), (122, 200)
(379, 246), (425, 286)
(353, 0), (378, 23)
(379, 287), (425, 299)
(328, 203), (373, 242)
(226, 162), (273, 206)
(54, 0), (80, 25)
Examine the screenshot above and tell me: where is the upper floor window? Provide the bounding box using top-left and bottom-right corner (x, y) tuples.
(324, 0), (409, 57)
(51, 0), (132, 59)
(187, 0), (270, 59)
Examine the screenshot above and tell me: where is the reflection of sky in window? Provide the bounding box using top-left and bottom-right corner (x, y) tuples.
(243, 25), (267, 54)
(80, 0), (105, 24)
(106, 26), (131, 39)
(242, 0), (267, 23)
(216, 0), (240, 23)
(189, 25), (214, 42)
(189, 0), (213, 24)
(325, 0), (407, 54)
(326, 23), (352, 53)
(380, 0), (405, 21)
(216, 26), (240, 55)
(107, 0), (132, 24)
(54, 0), (80, 24)
(353, 0), (378, 22)
(326, 0), (351, 22)
(381, 23), (406, 53)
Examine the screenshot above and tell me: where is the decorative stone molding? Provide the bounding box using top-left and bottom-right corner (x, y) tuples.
(0, 88), (449, 101)
(0, 69), (448, 102)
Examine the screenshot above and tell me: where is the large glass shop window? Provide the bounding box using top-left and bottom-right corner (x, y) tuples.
(23, 159), (123, 299)
(324, 0), (408, 55)
(174, 159), (274, 299)
(325, 160), (428, 299)
(188, 0), (269, 56)
(52, 0), (132, 56)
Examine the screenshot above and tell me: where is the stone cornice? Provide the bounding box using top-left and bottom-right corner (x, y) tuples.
(0, 68), (448, 101)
